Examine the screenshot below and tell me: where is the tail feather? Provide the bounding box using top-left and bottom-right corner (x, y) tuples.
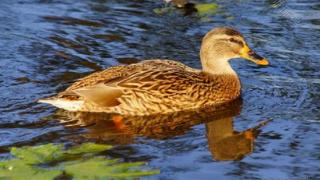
(38, 97), (84, 111)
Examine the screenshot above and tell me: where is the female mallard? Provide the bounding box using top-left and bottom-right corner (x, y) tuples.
(39, 27), (269, 116)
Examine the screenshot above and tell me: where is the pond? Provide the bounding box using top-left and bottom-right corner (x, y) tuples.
(0, 0), (319, 179)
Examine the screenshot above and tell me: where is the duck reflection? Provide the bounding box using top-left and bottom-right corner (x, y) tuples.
(206, 117), (270, 161)
(54, 98), (270, 161)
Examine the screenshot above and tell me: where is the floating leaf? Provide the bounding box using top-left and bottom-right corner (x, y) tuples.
(66, 143), (112, 155)
(154, 3), (218, 16)
(10, 144), (64, 164)
(0, 159), (61, 179)
(195, 3), (219, 15)
(62, 157), (159, 179)
(0, 143), (159, 179)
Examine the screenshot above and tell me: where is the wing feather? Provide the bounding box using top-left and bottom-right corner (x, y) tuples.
(56, 60), (205, 107)
(73, 84), (122, 107)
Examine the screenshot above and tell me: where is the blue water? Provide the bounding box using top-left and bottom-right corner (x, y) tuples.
(0, 0), (319, 179)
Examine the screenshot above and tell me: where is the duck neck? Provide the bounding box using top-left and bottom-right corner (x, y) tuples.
(200, 54), (241, 100)
(200, 54), (237, 76)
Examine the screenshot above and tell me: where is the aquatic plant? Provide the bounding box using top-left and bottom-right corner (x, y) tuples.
(154, 2), (219, 16)
(195, 3), (219, 15)
(0, 143), (159, 179)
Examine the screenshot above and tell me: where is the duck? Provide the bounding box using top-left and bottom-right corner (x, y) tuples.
(163, 0), (198, 15)
(39, 27), (269, 116)
(164, 0), (189, 8)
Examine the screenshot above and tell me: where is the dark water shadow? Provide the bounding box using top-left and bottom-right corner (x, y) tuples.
(47, 98), (271, 161)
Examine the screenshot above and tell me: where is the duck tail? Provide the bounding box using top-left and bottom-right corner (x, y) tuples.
(38, 96), (84, 111)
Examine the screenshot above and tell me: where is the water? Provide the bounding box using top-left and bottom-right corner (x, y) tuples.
(0, 0), (319, 179)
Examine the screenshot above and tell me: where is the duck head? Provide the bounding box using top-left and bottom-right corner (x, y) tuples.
(200, 27), (269, 74)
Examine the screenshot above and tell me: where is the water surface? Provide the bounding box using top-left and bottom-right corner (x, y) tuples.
(0, 0), (319, 179)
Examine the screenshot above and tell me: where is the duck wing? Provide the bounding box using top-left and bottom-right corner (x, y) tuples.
(54, 60), (202, 107)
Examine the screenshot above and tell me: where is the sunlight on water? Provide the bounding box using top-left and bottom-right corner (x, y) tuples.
(0, 0), (319, 179)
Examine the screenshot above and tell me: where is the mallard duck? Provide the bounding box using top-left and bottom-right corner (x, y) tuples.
(39, 27), (269, 116)
(163, 0), (198, 15)
(165, 0), (188, 8)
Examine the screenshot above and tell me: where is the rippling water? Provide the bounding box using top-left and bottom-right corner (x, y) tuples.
(0, 0), (319, 179)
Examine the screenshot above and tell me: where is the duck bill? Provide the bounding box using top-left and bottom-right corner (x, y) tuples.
(240, 46), (269, 66)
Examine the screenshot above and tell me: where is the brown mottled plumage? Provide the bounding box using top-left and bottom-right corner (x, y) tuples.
(39, 27), (269, 116)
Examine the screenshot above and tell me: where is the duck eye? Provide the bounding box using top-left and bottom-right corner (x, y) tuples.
(229, 38), (243, 46)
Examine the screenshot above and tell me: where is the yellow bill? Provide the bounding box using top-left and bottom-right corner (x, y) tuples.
(240, 45), (269, 66)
